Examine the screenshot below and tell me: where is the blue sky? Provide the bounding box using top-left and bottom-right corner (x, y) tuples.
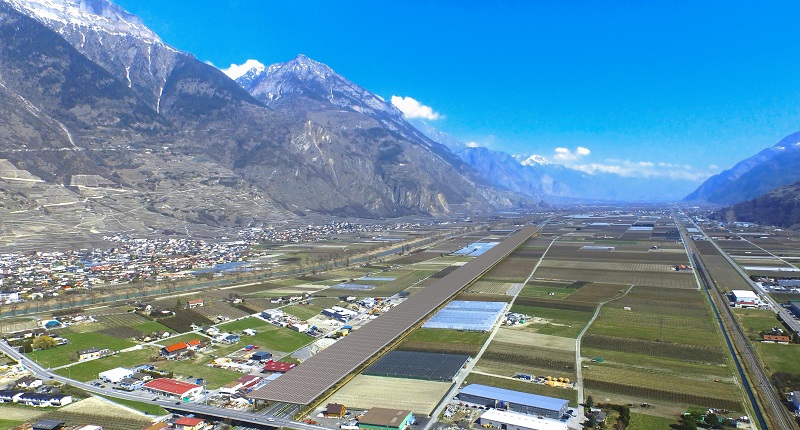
(116, 0), (800, 185)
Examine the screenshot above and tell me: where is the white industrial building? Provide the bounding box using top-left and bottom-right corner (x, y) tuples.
(479, 409), (568, 430)
(261, 309), (284, 320)
(730, 290), (761, 308)
(99, 367), (134, 383)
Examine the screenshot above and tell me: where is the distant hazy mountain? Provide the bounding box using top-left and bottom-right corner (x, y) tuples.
(713, 181), (800, 229)
(685, 131), (800, 205)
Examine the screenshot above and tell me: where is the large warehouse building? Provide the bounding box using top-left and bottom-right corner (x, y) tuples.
(458, 384), (569, 419)
(479, 409), (567, 430)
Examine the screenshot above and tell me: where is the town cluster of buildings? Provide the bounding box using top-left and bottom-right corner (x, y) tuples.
(0, 236), (250, 305)
(236, 220), (430, 244)
(0, 375), (72, 408)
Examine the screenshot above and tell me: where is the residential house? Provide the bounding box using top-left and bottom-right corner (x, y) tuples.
(174, 417), (205, 430)
(32, 420), (67, 430)
(16, 375), (43, 388)
(186, 299), (204, 309)
(77, 347), (111, 361)
(0, 390), (23, 403)
(17, 392), (72, 407)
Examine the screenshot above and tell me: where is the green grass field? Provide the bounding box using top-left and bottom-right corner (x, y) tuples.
(627, 413), (677, 429)
(398, 328), (490, 355)
(588, 308), (718, 346)
(282, 304), (323, 320)
(28, 330), (136, 368)
(0, 419), (25, 429)
(218, 317), (313, 352)
(130, 320), (173, 335)
(54, 347), (158, 381)
(155, 359), (242, 389)
(733, 308), (783, 339)
(756, 342), (800, 375)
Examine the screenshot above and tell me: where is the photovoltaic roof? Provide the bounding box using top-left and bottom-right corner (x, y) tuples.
(247, 225), (539, 405)
(364, 350), (470, 381)
(460, 384), (568, 412)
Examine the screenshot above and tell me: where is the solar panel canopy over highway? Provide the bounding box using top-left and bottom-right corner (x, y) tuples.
(247, 225), (538, 405)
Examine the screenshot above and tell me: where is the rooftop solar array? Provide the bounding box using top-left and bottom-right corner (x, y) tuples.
(422, 300), (506, 331)
(363, 350), (470, 381)
(247, 225), (539, 405)
(453, 242), (500, 256)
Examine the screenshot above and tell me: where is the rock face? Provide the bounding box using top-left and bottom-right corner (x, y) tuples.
(685, 131), (800, 205)
(2, 0), (527, 227)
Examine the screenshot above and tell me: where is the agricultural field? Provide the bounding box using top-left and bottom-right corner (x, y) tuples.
(533, 265), (695, 289)
(627, 413), (677, 430)
(693, 242), (754, 291)
(583, 365), (741, 412)
(397, 328), (490, 356)
(325, 374), (451, 415)
(477, 341), (576, 380)
(155, 359), (242, 389)
(191, 300), (251, 321)
(157, 308), (213, 333)
(509, 303), (593, 338)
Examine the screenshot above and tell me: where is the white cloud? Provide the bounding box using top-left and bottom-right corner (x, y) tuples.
(390, 96), (442, 120)
(553, 146), (591, 162)
(220, 59), (266, 80)
(465, 141), (481, 148)
(570, 159), (710, 181)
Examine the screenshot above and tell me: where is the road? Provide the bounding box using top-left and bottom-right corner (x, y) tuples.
(676, 212), (796, 430)
(0, 341), (325, 430)
(574, 284), (633, 417)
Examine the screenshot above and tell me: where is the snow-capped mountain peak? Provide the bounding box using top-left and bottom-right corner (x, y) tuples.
(239, 54), (405, 120)
(514, 154), (552, 166)
(8, 0), (161, 42)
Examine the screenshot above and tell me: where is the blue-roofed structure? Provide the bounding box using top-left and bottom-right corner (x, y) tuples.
(453, 242), (500, 256)
(458, 384), (569, 419)
(423, 300), (506, 331)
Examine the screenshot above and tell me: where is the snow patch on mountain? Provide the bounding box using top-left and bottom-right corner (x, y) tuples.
(514, 154), (552, 166)
(8, 0), (162, 42)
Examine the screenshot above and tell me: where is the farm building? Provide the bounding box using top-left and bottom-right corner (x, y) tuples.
(359, 407), (414, 430)
(729, 290), (760, 308)
(364, 350), (470, 381)
(458, 384), (568, 419)
(290, 322), (309, 333)
(261, 309), (284, 320)
(262, 360), (295, 373)
(99, 367), (134, 383)
(789, 301), (800, 317)
(77, 347), (110, 361)
(186, 299), (204, 309)
(326, 403), (347, 418)
(478, 409), (568, 430)
(252, 351), (273, 362)
(32, 420), (67, 430)
(143, 378), (202, 400)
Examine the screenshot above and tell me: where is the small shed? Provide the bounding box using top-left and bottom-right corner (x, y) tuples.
(327, 403), (347, 418)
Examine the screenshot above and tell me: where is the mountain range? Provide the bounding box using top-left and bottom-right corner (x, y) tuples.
(4, 0), (800, 246)
(0, 0), (536, 249)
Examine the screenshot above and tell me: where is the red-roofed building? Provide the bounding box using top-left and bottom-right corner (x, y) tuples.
(143, 378), (202, 399)
(262, 360), (295, 373)
(763, 334), (791, 343)
(160, 340), (201, 359)
(186, 299), (205, 309)
(175, 417), (205, 430)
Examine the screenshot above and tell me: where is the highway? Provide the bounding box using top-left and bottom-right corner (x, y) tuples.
(0, 341), (326, 430)
(676, 212), (797, 430)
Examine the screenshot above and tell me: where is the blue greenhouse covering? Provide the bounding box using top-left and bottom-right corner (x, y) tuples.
(422, 300), (506, 331)
(453, 242), (500, 256)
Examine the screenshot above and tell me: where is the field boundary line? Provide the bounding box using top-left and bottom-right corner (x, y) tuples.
(574, 284), (634, 416)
